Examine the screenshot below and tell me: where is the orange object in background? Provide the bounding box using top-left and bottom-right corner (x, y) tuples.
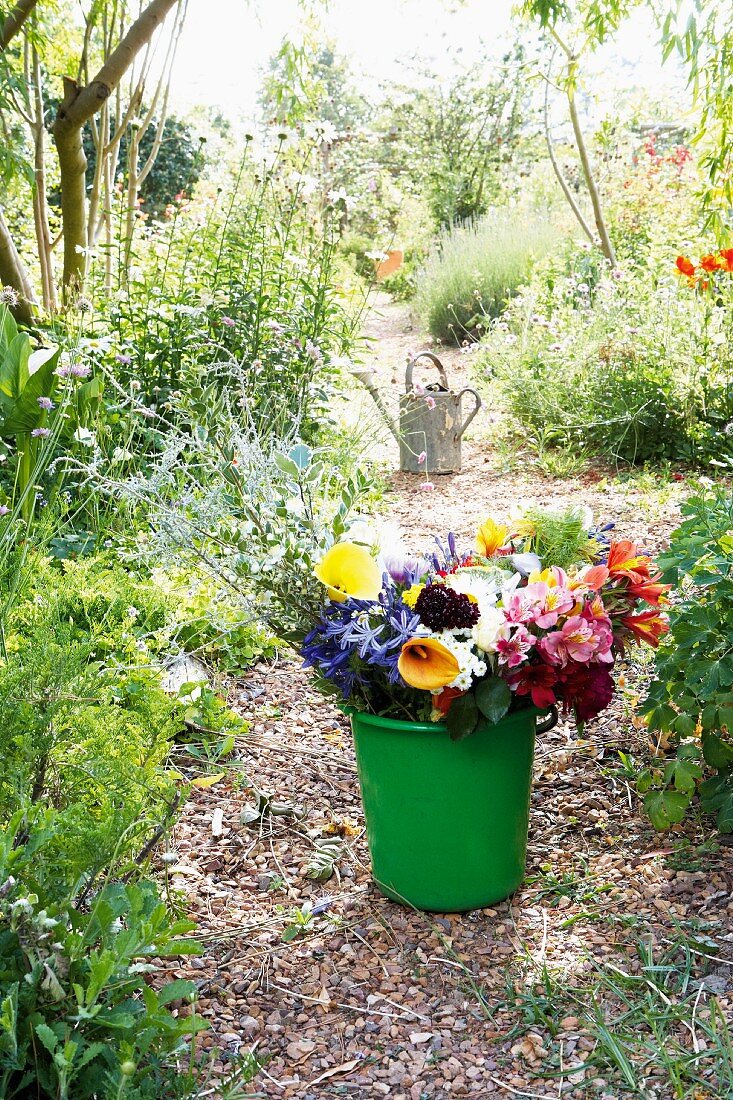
(376, 249), (403, 281)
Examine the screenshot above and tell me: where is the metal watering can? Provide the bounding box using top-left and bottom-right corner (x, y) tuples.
(399, 352), (482, 474)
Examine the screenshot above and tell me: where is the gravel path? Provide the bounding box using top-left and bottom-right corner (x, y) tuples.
(160, 299), (733, 1099)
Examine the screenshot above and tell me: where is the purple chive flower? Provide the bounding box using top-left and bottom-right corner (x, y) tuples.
(222, 315), (236, 327)
(37, 396), (54, 411)
(70, 363), (91, 378)
(117, 354), (132, 366)
(31, 427), (50, 438)
(425, 396), (436, 410)
(55, 365), (71, 378)
(420, 481), (435, 491)
(0, 505), (9, 516)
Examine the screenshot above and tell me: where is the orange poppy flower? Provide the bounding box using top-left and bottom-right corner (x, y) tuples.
(720, 248), (733, 271)
(433, 686), (466, 715)
(581, 564), (610, 591)
(700, 253), (722, 272)
(675, 256), (695, 278)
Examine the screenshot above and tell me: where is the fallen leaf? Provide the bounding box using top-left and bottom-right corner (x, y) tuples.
(190, 772), (226, 789)
(310, 1057), (362, 1085)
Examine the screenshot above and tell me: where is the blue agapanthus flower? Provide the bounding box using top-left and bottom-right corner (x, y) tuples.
(302, 581), (424, 698)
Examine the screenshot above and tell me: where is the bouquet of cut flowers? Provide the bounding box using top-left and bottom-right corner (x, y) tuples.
(303, 508), (670, 739)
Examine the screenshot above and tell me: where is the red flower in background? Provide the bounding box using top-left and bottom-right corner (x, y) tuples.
(434, 687), (465, 715)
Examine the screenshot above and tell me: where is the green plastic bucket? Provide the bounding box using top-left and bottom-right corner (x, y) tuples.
(351, 706), (552, 912)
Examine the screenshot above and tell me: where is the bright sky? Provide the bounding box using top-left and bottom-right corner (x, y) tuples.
(168, 0), (688, 124)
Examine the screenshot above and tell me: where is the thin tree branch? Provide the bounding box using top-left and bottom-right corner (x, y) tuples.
(0, 0), (38, 51)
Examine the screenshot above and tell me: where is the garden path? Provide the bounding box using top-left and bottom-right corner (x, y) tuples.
(161, 297), (733, 1100)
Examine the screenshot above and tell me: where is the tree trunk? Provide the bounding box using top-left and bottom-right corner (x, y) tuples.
(52, 80), (89, 297)
(0, 210), (35, 325)
(51, 0), (181, 295)
(31, 44), (57, 311)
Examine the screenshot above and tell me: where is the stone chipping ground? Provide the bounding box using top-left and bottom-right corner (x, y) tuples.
(158, 299), (733, 1099)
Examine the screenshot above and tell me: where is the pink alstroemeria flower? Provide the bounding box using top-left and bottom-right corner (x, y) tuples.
(496, 624), (536, 668)
(539, 616), (598, 666)
(522, 581), (575, 629)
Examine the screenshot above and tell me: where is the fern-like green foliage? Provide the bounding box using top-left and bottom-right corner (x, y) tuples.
(522, 505), (596, 571)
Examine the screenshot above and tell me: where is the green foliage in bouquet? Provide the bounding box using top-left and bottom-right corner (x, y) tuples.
(641, 486), (733, 831)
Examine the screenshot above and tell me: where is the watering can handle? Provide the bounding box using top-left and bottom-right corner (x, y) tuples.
(405, 351), (449, 392)
(455, 387), (482, 438)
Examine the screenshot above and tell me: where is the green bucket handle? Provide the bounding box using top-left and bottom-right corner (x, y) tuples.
(536, 705), (559, 734)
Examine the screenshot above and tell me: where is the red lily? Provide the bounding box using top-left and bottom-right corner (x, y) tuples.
(607, 540), (653, 584)
(620, 610), (669, 648)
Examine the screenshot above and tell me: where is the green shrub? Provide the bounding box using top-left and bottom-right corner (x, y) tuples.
(0, 810), (206, 1099)
(480, 248), (733, 465)
(415, 212), (558, 343)
(640, 486), (733, 831)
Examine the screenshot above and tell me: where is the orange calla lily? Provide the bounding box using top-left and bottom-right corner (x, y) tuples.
(314, 542), (382, 603)
(398, 636), (460, 691)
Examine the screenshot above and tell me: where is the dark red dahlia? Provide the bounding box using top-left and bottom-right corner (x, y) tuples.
(415, 583), (480, 631)
(558, 662), (614, 722)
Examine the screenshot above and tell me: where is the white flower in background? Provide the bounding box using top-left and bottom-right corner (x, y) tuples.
(472, 607), (511, 654)
(72, 427), (96, 447)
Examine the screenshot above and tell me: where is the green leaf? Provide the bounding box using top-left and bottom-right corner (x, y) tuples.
(445, 692), (479, 742)
(474, 677), (511, 725)
(644, 789), (691, 830)
(0, 348), (60, 435)
(288, 443), (313, 470)
(702, 733), (733, 770)
(273, 452), (300, 479)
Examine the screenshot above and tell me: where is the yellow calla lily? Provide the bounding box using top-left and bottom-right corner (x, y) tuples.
(475, 517), (510, 558)
(314, 542), (382, 603)
(397, 636), (460, 691)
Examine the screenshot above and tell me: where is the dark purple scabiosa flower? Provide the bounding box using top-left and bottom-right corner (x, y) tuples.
(414, 584), (480, 631)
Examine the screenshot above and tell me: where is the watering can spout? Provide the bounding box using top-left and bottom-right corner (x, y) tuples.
(348, 365), (401, 444)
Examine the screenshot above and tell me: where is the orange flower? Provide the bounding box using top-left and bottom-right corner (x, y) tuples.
(675, 255), (696, 278)
(607, 540), (653, 584)
(433, 686), (466, 715)
(581, 564), (610, 591)
(398, 637), (460, 691)
(620, 610), (669, 648)
(720, 248), (733, 271)
(625, 577), (671, 606)
(700, 253), (722, 272)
